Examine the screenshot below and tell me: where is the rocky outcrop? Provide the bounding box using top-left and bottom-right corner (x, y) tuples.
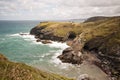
(58, 16), (120, 80)
(0, 53), (74, 80)
(58, 47), (83, 64)
(41, 40), (52, 44)
(31, 27), (64, 42)
(83, 32), (120, 79)
(30, 22), (81, 42)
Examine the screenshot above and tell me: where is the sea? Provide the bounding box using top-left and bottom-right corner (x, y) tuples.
(0, 20), (109, 80)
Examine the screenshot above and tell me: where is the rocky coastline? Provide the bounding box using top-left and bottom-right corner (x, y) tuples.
(30, 16), (120, 80)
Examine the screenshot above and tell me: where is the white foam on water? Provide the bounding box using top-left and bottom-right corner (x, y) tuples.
(50, 49), (73, 69)
(9, 32), (71, 69)
(47, 41), (69, 49)
(8, 32), (40, 43)
(9, 33), (20, 37)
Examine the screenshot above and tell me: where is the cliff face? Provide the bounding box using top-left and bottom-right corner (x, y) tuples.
(0, 53), (74, 80)
(30, 22), (83, 41)
(30, 16), (120, 79)
(58, 17), (120, 79)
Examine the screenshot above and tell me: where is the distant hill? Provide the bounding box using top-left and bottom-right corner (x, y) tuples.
(84, 16), (109, 22)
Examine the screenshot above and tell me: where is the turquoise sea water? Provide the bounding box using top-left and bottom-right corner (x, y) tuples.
(0, 21), (76, 77)
(0, 21), (110, 80)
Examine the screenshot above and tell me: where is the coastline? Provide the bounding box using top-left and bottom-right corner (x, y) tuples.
(30, 16), (120, 80)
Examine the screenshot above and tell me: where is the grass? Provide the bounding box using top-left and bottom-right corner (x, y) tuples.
(0, 54), (74, 80)
(35, 17), (120, 42)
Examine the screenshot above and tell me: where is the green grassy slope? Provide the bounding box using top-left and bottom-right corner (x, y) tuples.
(0, 54), (74, 80)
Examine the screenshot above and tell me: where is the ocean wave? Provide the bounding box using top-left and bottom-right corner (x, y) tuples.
(50, 50), (73, 69)
(9, 33), (20, 37)
(8, 32), (71, 69)
(8, 32), (36, 41)
(47, 41), (69, 49)
(8, 33), (69, 49)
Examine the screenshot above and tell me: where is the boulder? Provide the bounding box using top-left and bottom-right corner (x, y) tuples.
(41, 40), (52, 44)
(36, 39), (41, 42)
(58, 47), (83, 64)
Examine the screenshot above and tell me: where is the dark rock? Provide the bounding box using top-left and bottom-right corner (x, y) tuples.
(83, 32), (120, 79)
(58, 47), (83, 64)
(67, 31), (76, 40)
(41, 40), (52, 44)
(36, 39), (41, 42)
(30, 26), (65, 42)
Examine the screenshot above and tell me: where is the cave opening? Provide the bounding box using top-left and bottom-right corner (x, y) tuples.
(67, 31), (76, 40)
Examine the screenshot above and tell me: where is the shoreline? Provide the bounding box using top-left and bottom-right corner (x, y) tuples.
(29, 16), (120, 80)
(16, 33), (110, 80)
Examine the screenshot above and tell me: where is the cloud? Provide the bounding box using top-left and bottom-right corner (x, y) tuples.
(0, 0), (120, 20)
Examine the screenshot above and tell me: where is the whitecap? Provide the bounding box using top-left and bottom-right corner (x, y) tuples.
(50, 49), (73, 69)
(8, 32), (37, 42)
(47, 41), (69, 49)
(9, 33), (20, 37)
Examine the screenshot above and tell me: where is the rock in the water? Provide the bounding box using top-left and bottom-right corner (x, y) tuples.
(36, 39), (41, 42)
(58, 47), (83, 64)
(41, 40), (52, 44)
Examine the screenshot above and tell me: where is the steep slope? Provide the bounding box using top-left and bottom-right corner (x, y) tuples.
(0, 53), (74, 80)
(58, 16), (120, 79)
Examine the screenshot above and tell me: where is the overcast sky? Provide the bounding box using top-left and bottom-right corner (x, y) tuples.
(0, 0), (120, 20)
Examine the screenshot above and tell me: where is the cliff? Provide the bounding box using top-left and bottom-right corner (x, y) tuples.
(30, 22), (82, 41)
(58, 16), (120, 79)
(0, 53), (74, 80)
(30, 16), (120, 80)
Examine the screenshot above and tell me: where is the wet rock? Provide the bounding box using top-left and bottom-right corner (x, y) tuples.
(58, 47), (83, 64)
(36, 39), (41, 42)
(41, 40), (52, 44)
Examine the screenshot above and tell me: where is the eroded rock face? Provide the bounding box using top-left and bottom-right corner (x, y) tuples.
(30, 27), (65, 41)
(84, 32), (120, 79)
(58, 47), (83, 64)
(58, 16), (120, 79)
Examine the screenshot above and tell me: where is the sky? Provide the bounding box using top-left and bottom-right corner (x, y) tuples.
(0, 0), (120, 20)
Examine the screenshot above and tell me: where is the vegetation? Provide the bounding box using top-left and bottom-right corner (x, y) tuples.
(34, 17), (120, 41)
(0, 54), (74, 80)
